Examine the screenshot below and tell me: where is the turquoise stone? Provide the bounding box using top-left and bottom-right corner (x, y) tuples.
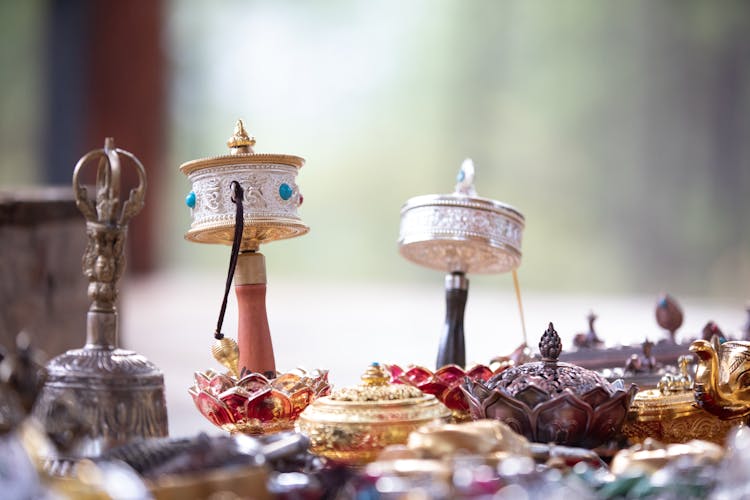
(185, 191), (196, 208)
(279, 183), (293, 201)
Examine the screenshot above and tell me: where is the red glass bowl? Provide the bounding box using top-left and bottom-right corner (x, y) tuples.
(189, 368), (330, 434)
(385, 364), (506, 416)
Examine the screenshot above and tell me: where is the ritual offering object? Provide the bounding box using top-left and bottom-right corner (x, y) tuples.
(398, 159), (526, 368)
(296, 363), (451, 465)
(385, 363), (505, 419)
(182, 121), (328, 433)
(32, 139), (168, 461)
(623, 355), (741, 445)
(180, 120), (307, 377)
(690, 335), (750, 420)
(462, 323), (637, 448)
(189, 368), (330, 434)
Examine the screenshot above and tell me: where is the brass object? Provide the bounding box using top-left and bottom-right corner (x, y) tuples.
(32, 139), (168, 461)
(623, 390), (740, 445)
(691, 336), (750, 419)
(296, 364), (451, 465)
(210, 337), (240, 378)
(623, 355), (741, 444)
(406, 419), (531, 459)
(610, 438), (724, 475)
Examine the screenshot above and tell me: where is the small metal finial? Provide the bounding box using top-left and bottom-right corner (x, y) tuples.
(539, 322), (562, 361)
(211, 337), (240, 378)
(227, 120), (256, 154)
(360, 363), (389, 387)
(455, 158), (477, 196)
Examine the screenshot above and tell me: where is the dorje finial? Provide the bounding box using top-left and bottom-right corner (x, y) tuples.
(539, 322), (562, 361)
(227, 119), (256, 155)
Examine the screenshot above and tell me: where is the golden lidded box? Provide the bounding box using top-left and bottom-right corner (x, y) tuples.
(295, 364), (451, 465)
(622, 356), (743, 445)
(622, 388), (740, 445)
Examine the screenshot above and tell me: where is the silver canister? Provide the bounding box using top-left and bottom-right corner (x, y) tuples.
(32, 139), (168, 463)
(398, 159), (525, 368)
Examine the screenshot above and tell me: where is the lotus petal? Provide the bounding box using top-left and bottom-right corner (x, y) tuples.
(434, 365), (467, 385)
(416, 381), (449, 401)
(192, 390), (234, 427)
(271, 373), (303, 392)
(238, 372), (271, 393)
(194, 371), (213, 391)
(580, 386), (611, 409)
(404, 366), (434, 385)
(586, 390), (634, 447)
(386, 364), (404, 380)
(289, 386), (313, 416)
(246, 388), (294, 421)
(535, 392), (592, 445)
(466, 364), (494, 382)
(218, 386), (251, 422)
(514, 385), (550, 409)
(208, 373), (235, 396)
(481, 389), (534, 437)
(442, 385), (470, 412)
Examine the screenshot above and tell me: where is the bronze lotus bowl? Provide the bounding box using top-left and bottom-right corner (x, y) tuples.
(461, 323), (637, 448)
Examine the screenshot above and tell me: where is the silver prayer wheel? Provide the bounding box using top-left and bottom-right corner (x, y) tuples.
(32, 139), (168, 462)
(398, 159), (525, 368)
(180, 120), (308, 252)
(399, 159), (524, 275)
(180, 120), (308, 377)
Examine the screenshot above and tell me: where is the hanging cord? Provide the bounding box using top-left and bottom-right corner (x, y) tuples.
(214, 181), (244, 340)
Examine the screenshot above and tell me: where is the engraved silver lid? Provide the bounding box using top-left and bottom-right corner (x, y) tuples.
(398, 159), (525, 274)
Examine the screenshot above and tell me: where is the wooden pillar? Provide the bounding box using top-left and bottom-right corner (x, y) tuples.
(44, 0), (165, 273)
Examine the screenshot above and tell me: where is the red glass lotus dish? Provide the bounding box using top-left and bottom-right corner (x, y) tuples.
(385, 363), (506, 414)
(189, 368), (330, 434)
(461, 323), (638, 448)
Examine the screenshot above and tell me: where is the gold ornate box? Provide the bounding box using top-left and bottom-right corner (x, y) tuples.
(296, 364), (451, 465)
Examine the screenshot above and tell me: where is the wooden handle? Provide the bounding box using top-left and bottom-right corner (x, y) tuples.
(235, 252), (275, 376)
(236, 283), (276, 375)
(436, 273), (468, 369)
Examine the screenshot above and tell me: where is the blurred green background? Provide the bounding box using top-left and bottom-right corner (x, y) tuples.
(2, 0), (749, 299)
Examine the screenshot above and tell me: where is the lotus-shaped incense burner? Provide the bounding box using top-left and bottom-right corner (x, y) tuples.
(189, 368), (330, 435)
(462, 323), (637, 448)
